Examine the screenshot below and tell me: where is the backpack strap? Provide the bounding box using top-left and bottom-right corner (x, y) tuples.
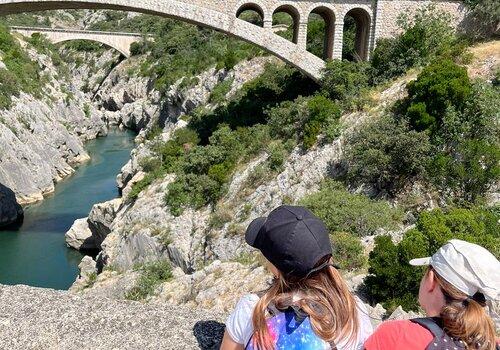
(410, 317), (446, 339)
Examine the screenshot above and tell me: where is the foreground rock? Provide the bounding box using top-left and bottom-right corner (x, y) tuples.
(0, 284), (225, 350)
(0, 183), (23, 228)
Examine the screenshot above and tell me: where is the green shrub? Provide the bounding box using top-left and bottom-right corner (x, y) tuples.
(404, 59), (472, 133)
(267, 141), (287, 171)
(344, 115), (431, 195)
(209, 78), (234, 104)
(330, 232), (367, 271)
(301, 180), (403, 237)
(0, 25), (43, 109)
(191, 64), (317, 143)
(320, 60), (370, 110)
(130, 41), (148, 56)
(125, 260), (173, 301)
(463, 0), (500, 40)
(371, 6), (463, 83)
(267, 95), (341, 149)
(127, 168), (165, 201)
(421, 80), (500, 205)
(428, 140), (499, 204)
(365, 207), (499, 311)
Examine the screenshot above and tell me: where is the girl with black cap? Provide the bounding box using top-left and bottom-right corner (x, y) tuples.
(220, 205), (373, 350)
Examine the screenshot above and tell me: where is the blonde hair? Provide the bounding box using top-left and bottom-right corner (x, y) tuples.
(430, 267), (497, 350)
(251, 256), (360, 350)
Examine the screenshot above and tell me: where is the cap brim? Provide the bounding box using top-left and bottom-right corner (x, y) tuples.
(245, 217), (266, 248)
(409, 257), (431, 266)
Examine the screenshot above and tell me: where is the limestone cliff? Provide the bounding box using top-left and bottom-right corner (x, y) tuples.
(0, 36), (116, 229)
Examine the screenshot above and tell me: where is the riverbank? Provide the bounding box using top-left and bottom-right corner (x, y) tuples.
(0, 129), (135, 289)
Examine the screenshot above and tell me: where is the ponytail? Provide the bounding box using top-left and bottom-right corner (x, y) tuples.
(431, 267), (497, 350)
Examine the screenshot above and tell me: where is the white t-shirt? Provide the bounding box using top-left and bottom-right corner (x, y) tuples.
(226, 294), (373, 349)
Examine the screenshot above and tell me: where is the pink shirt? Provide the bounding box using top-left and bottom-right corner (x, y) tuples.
(364, 320), (434, 350)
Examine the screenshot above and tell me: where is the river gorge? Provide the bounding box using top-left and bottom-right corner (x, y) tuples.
(0, 129), (135, 289)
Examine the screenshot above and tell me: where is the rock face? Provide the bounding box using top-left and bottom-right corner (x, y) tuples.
(0, 283), (225, 350)
(0, 183), (23, 228)
(0, 36), (110, 207)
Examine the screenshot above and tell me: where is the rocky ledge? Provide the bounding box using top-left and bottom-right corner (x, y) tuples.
(0, 284), (226, 350)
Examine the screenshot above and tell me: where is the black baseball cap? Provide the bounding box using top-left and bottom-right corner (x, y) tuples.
(245, 205), (332, 277)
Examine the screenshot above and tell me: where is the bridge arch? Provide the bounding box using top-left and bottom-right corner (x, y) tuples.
(0, 0), (325, 81)
(343, 7), (372, 61)
(272, 4), (301, 44)
(236, 2), (265, 27)
(307, 5), (336, 60)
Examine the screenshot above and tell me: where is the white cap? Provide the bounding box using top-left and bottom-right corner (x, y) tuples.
(410, 239), (500, 301)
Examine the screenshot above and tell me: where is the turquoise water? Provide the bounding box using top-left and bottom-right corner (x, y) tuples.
(0, 129), (136, 290)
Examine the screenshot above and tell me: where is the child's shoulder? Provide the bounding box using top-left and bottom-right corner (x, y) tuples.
(234, 293), (260, 311)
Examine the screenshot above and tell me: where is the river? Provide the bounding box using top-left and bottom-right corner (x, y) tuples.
(0, 129), (136, 290)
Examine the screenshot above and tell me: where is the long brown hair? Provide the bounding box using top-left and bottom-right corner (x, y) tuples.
(430, 267), (497, 350)
(251, 256), (360, 350)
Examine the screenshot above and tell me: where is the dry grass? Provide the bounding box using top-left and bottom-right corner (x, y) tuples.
(467, 40), (500, 80)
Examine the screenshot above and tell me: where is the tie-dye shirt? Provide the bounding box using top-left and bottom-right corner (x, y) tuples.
(226, 294), (373, 350)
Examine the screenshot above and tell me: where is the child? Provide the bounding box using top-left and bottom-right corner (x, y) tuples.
(364, 239), (500, 350)
(221, 205), (373, 350)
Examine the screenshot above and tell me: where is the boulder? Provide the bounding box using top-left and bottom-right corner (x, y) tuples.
(0, 183), (23, 228)
(65, 218), (95, 250)
(87, 198), (122, 247)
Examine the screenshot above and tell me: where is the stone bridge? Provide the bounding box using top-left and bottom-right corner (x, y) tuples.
(0, 0), (466, 81)
(10, 26), (144, 57)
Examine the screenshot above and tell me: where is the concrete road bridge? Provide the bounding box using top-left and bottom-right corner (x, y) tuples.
(10, 26), (144, 57)
(0, 0), (466, 81)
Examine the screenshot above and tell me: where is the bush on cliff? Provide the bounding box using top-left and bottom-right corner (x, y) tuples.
(301, 180), (404, 237)
(344, 115), (431, 196)
(365, 207), (499, 311)
(463, 0), (500, 40)
(190, 64), (318, 143)
(403, 59), (472, 134)
(320, 60), (370, 111)
(370, 6), (465, 83)
(267, 94), (341, 149)
(330, 231), (367, 271)
(0, 25), (42, 109)
(125, 260), (173, 301)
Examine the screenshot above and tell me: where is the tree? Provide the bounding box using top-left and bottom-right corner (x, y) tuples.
(405, 59), (472, 133)
(344, 115), (431, 195)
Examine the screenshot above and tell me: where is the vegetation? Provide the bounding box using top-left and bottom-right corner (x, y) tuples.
(301, 180), (403, 237)
(125, 260), (173, 301)
(365, 207), (499, 311)
(464, 0), (500, 40)
(0, 25), (43, 109)
(344, 115), (431, 196)
(371, 6), (466, 83)
(267, 94), (341, 149)
(330, 232), (367, 271)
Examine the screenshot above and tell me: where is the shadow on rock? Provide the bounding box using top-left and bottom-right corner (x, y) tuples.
(193, 320), (226, 350)
(0, 182), (24, 230)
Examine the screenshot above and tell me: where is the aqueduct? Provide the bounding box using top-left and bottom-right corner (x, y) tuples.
(0, 0), (466, 81)
(10, 26), (144, 57)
